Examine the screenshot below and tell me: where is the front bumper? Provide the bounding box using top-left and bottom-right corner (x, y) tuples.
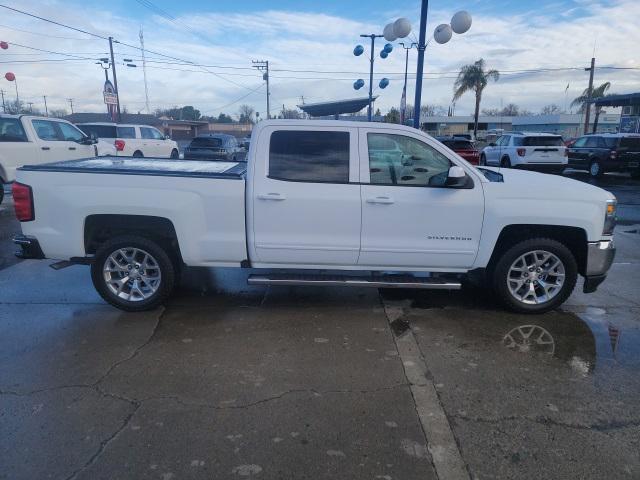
(12, 234), (45, 259)
(583, 240), (616, 293)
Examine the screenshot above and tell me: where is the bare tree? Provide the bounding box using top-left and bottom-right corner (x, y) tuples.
(540, 104), (562, 115)
(238, 104), (255, 124)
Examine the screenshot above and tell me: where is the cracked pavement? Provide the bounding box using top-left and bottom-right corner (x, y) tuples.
(1, 181), (640, 478)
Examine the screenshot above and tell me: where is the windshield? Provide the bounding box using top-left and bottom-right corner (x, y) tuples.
(443, 140), (475, 150)
(190, 137), (224, 148)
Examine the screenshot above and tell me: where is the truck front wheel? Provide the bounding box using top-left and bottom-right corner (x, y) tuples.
(492, 238), (577, 314)
(91, 235), (175, 312)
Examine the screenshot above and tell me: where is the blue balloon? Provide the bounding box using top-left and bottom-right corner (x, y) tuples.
(353, 79), (365, 90)
(380, 50), (388, 59)
(383, 43), (393, 53)
(379, 78), (389, 89)
(353, 45), (364, 56)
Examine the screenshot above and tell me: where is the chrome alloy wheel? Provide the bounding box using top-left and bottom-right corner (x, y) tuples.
(506, 250), (565, 305)
(103, 247), (161, 302)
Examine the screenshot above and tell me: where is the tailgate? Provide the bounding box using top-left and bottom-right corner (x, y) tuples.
(526, 147), (566, 163)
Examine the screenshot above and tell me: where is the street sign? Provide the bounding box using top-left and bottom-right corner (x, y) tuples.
(103, 92), (118, 105)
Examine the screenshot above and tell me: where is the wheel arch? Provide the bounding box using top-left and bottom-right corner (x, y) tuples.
(84, 214), (183, 266)
(487, 224), (588, 276)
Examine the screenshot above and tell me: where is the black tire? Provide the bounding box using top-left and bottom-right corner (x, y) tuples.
(91, 235), (175, 312)
(0, 180), (4, 206)
(170, 149), (179, 159)
(133, 151), (144, 158)
(492, 238), (577, 314)
(479, 154), (486, 166)
(589, 158), (604, 178)
(630, 169), (640, 179)
(500, 156), (511, 168)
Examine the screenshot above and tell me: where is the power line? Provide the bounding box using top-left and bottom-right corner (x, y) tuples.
(0, 4), (108, 39)
(0, 22), (101, 40)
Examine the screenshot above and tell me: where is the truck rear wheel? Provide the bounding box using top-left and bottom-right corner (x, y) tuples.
(91, 235), (175, 312)
(492, 238), (577, 314)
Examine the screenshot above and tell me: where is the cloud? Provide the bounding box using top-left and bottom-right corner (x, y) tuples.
(1, 0), (639, 118)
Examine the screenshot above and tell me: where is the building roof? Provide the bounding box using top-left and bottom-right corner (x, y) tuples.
(593, 93), (640, 107)
(298, 97), (377, 117)
(65, 112), (161, 125)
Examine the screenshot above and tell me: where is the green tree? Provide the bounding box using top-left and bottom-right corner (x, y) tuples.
(216, 113), (234, 123)
(384, 107), (400, 124)
(571, 82), (611, 132)
(452, 59), (499, 137)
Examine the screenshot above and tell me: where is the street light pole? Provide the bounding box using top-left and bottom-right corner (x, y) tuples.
(399, 42), (416, 123)
(108, 36), (121, 122)
(360, 34), (383, 122)
(413, 0), (429, 129)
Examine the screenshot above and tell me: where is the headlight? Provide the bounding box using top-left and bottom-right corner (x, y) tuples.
(603, 199), (617, 235)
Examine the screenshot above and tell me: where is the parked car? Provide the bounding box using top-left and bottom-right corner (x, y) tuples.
(241, 133), (251, 149)
(567, 133), (640, 178)
(480, 132), (567, 173)
(13, 120), (616, 315)
(76, 122), (179, 159)
(0, 114), (97, 205)
(183, 133), (243, 161)
(435, 136), (480, 165)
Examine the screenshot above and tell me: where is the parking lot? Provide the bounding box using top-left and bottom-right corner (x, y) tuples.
(1, 173), (640, 479)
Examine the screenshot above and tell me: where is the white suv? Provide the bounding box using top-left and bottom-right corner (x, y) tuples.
(76, 123), (179, 158)
(480, 132), (567, 173)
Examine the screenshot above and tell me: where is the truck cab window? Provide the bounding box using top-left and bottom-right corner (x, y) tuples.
(32, 120), (59, 141)
(57, 122), (85, 142)
(367, 133), (451, 186)
(269, 130), (349, 183)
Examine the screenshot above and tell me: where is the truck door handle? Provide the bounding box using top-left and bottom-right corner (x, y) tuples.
(41, 146), (50, 151)
(257, 192), (286, 201)
(68, 147), (76, 150)
(366, 196), (395, 205)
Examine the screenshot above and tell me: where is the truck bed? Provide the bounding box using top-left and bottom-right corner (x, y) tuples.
(19, 156), (247, 179)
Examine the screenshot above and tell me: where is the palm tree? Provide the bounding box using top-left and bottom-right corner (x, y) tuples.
(571, 82), (611, 133)
(452, 59), (499, 138)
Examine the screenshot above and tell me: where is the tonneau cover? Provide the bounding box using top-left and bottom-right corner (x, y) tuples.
(18, 156), (246, 179)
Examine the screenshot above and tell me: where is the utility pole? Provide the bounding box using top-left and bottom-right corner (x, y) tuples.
(413, 0), (430, 129)
(399, 42), (416, 124)
(583, 57), (595, 134)
(109, 36), (122, 122)
(67, 98), (74, 114)
(43, 95), (48, 116)
(252, 60), (270, 119)
(0, 89), (5, 113)
(139, 26), (151, 113)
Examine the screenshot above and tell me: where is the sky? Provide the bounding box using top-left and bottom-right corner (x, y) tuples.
(0, 0), (639, 119)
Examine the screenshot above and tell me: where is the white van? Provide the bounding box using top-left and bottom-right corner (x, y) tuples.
(76, 123), (179, 158)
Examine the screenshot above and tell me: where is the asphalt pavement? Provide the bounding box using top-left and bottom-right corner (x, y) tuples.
(1, 174), (640, 479)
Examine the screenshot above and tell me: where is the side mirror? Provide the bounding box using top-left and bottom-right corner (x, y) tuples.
(164, 134), (171, 140)
(445, 165), (469, 188)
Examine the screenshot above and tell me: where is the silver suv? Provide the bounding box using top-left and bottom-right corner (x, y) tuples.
(481, 132), (567, 173)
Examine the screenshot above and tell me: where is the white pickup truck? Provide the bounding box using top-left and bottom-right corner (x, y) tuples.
(0, 114), (98, 204)
(12, 120), (616, 313)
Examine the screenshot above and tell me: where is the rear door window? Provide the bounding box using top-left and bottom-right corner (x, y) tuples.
(619, 137), (640, 151)
(78, 124), (117, 138)
(585, 137), (600, 148)
(0, 118), (28, 142)
(32, 120), (60, 141)
(116, 127), (136, 139)
(269, 130), (349, 183)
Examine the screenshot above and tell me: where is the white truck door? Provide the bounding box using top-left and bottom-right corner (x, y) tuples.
(56, 121), (95, 159)
(30, 119), (70, 162)
(251, 126), (361, 266)
(358, 128), (484, 269)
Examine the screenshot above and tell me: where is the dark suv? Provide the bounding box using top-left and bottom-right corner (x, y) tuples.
(184, 133), (243, 161)
(567, 134), (640, 178)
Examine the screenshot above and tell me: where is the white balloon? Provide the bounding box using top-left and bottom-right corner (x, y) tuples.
(393, 17), (412, 38)
(451, 10), (472, 34)
(383, 23), (397, 41)
(433, 23), (452, 44)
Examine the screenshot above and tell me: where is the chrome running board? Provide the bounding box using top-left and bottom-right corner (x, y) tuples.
(247, 273), (461, 290)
